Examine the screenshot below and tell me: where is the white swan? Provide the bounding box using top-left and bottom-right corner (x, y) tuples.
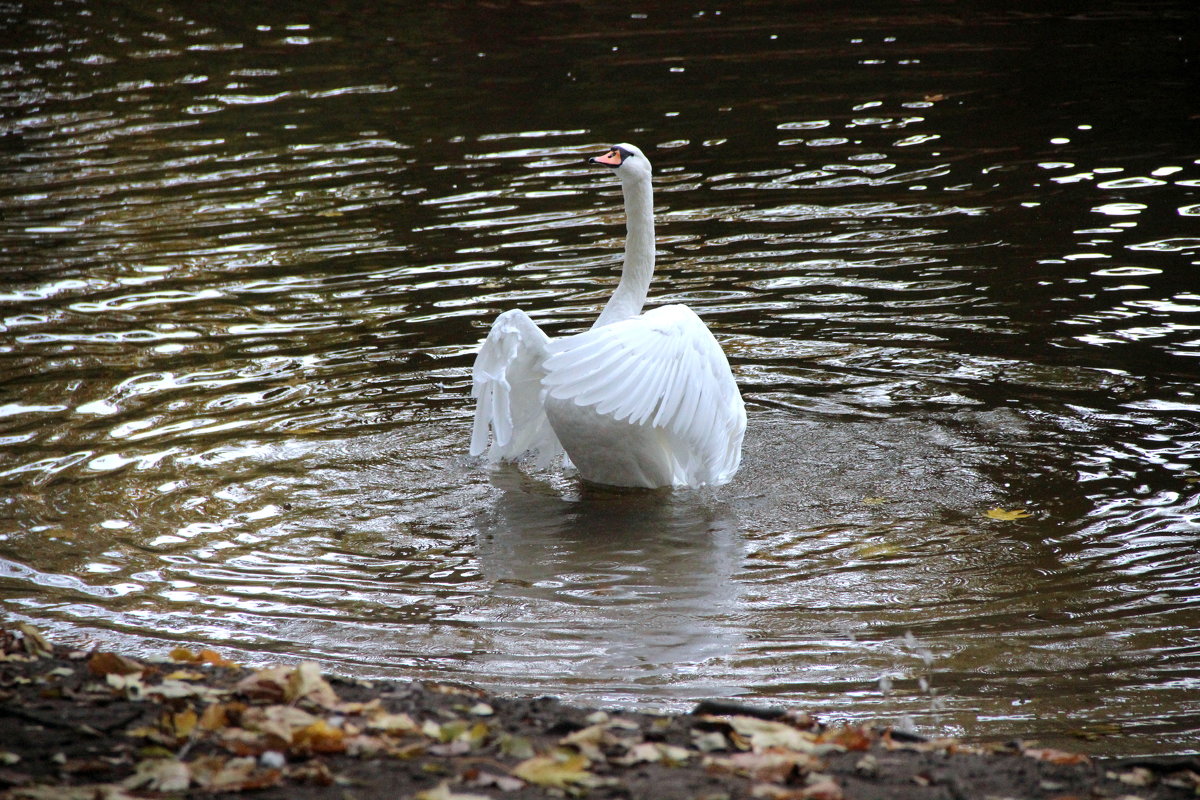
(470, 143), (745, 489)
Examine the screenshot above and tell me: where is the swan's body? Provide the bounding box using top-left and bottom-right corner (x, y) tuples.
(470, 144), (745, 488)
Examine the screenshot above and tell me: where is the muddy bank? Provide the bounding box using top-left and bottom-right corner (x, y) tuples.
(0, 625), (1196, 799)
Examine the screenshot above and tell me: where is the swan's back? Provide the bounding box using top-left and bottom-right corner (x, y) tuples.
(542, 304), (744, 488)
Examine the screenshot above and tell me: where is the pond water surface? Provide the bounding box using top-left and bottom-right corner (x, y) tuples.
(2, 1), (1199, 756)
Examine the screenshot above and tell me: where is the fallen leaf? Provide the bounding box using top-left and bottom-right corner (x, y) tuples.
(802, 776), (844, 799)
(16, 623), (52, 658)
(706, 749), (823, 782)
(560, 722), (613, 760)
(368, 710), (420, 734)
(820, 726), (873, 751)
(165, 708), (198, 738)
(149, 678), (227, 701)
(693, 730), (731, 752)
(199, 702), (234, 731)
(286, 661), (340, 707)
(751, 776), (843, 799)
(1023, 746), (1090, 765)
(855, 542), (901, 558)
(511, 751), (607, 791)
(414, 781), (493, 800)
(88, 652), (145, 677)
(170, 646), (239, 668)
(499, 733), (535, 759)
(189, 755), (282, 791)
(727, 716), (818, 753)
(986, 507), (1032, 520)
(106, 671), (146, 699)
(286, 759), (335, 785)
(236, 666), (292, 703)
(240, 704), (319, 743)
(122, 757), (190, 792)
(465, 770), (526, 792)
(293, 719), (347, 753)
(620, 741), (693, 766)
(1111, 766), (1156, 787)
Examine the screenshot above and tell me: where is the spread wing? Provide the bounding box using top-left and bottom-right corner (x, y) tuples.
(541, 304), (745, 486)
(470, 309), (564, 467)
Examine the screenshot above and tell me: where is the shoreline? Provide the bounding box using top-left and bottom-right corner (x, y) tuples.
(1, 625), (1197, 799)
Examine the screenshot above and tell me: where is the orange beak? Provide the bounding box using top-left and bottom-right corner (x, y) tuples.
(588, 148), (623, 167)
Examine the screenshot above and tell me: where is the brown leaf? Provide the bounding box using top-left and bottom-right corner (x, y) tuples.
(235, 665), (293, 703)
(88, 651), (145, 677)
(189, 755), (282, 791)
(820, 726), (873, 751)
(241, 705), (318, 743)
(705, 749), (824, 782)
(170, 646), (239, 668)
(197, 648), (239, 667)
(198, 702), (236, 731)
(1023, 747), (1090, 765)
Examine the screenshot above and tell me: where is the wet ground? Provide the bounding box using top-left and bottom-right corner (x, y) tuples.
(3, 627), (1199, 799)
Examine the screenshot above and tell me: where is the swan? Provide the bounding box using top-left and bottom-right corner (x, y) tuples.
(469, 143), (745, 489)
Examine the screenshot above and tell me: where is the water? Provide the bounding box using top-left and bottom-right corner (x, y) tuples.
(2, 0), (1199, 756)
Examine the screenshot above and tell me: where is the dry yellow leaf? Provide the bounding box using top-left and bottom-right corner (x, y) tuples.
(166, 708), (198, 738)
(294, 718), (347, 753)
(511, 751), (605, 790)
(985, 507), (1032, 520)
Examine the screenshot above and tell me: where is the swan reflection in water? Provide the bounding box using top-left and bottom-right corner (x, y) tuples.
(471, 468), (745, 700)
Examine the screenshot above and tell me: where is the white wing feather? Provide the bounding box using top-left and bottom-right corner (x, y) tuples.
(470, 309), (564, 467)
(542, 304), (745, 485)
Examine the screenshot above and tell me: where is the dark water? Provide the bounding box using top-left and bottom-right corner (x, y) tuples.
(2, 0), (1199, 755)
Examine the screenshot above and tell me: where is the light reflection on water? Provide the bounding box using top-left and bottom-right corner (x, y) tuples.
(2, 0), (1199, 756)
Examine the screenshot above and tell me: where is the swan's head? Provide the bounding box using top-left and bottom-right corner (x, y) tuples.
(588, 143), (652, 181)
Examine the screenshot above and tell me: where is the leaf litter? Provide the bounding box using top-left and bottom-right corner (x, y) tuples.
(2, 624), (1197, 799)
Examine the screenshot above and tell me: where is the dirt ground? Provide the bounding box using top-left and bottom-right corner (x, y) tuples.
(1, 625), (1197, 800)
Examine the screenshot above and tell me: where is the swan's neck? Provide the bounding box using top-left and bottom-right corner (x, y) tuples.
(594, 173), (654, 328)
